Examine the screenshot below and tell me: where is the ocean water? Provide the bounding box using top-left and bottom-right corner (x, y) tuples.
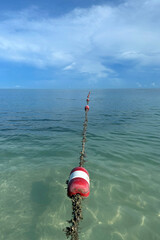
(0, 89), (160, 240)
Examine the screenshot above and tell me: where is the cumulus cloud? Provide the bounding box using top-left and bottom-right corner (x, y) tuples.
(0, 0), (160, 78)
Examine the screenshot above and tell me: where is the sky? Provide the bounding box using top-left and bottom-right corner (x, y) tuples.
(0, 0), (160, 89)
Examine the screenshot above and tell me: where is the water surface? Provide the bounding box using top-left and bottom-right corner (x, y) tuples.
(0, 89), (160, 240)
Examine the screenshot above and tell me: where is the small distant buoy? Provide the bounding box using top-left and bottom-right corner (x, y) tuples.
(86, 98), (90, 102)
(85, 105), (89, 111)
(68, 167), (90, 197)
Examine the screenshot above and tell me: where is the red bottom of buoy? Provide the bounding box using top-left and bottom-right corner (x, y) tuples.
(68, 167), (90, 197)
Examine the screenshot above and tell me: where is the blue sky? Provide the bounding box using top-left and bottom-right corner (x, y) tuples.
(0, 0), (160, 89)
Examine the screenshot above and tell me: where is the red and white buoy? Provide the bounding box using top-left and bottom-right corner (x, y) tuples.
(68, 167), (90, 197)
(85, 105), (89, 111)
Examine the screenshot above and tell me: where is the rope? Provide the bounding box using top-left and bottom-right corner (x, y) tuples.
(79, 107), (88, 167)
(64, 92), (90, 240)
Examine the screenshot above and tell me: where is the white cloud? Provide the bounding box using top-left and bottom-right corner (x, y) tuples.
(63, 62), (76, 70)
(0, 0), (160, 78)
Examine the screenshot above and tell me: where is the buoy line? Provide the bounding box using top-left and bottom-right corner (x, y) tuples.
(64, 92), (91, 240)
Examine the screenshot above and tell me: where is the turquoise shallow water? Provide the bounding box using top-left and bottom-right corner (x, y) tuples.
(0, 89), (160, 240)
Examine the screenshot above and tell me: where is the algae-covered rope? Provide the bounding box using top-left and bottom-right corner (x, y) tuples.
(65, 194), (82, 240)
(79, 108), (88, 167)
(64, 92), (90, 240)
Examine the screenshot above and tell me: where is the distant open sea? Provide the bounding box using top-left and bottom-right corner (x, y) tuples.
(0, 89), (160, 240)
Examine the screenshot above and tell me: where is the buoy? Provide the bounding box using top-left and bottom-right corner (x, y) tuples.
(86, 98), (90, 102)
(85, 105), (89, 111)
(68, 167), (90, 197)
